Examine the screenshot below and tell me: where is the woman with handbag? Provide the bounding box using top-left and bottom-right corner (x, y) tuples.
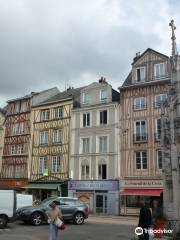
(46, 201), (63, 240)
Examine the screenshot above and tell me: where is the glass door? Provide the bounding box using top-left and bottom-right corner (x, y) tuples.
(95, 194), (108, 215)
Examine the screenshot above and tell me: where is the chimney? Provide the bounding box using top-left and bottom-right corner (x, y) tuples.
(133, 52), (141, 62)
(99, 76), (107, 84)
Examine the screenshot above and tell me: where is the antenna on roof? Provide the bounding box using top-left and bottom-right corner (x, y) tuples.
(64, 79), (69, 91)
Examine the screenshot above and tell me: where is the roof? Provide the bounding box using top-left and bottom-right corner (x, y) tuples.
(121, 72), (132, 88)
(33, 87), (84, 107)
(7, 87), (58, 103)
(132, 48), (169, 64)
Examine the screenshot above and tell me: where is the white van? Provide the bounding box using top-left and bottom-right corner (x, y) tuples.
(0, 189), (16, 228)
(16, 194), (33, 209)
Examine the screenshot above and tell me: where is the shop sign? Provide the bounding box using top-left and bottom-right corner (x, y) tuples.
(68, 180), (119, 191)
(122, 180), (163, 188)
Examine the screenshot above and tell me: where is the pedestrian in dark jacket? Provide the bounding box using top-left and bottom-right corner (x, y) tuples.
(138, 200), (152, 240)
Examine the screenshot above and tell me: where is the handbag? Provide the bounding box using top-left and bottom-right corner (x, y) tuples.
(54, 217), (66, 230)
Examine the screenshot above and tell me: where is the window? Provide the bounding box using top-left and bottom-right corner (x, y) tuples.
(81, 164), (89, 180)
(53, 107), (63, 119)
(52, 129), (62, 144)
(15, 165), (22, 178)
(155, 94), (167, 107)
(157, 150), (162, 169)
(134, 120), (147, 142)
(100, 89), (107, 100)
(40, 131), (49, 144)
(126, 195), (150, 208)
(155, 119), (161, 141)
(98, 164), (107, 179)
(52, 156), (61, 173)
(39, 156), (48, 174)
(82, 138), (90, 153)
(99, 136), (107, 153)
(83, 113), (90, 127)
(15, 102), (20, 113)
(19, 122), (24, 134)
(135, 151), (148, 169)
(21, 102), (27, 112)
(100, 110), (107, 125)
(11, 145), (16, 155)
(12, 123), (19, 135)
(136, 67), (145, 82)
(134, 97), (146, 110)
(154, 63), (165, 79)
(41, 110), (50, 121)
(83, 92), (90, 104)
(17, 144), (24, 154)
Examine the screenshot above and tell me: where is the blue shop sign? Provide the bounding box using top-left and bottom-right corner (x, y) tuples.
(68, 180), (119, 191)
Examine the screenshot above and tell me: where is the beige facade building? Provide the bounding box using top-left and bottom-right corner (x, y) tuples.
(119, 48), (170, 215)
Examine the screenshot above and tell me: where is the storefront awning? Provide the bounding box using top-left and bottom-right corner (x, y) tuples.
(121, 189), (163, 196)
(25, 183), (60, 190)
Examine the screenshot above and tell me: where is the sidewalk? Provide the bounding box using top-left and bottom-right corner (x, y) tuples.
(88, 214), (138, 226)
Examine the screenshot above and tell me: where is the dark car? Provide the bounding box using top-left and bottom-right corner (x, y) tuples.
(16, 197), (88, 226)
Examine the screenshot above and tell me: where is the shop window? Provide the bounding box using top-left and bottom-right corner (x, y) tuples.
(126, 195), (150, 208)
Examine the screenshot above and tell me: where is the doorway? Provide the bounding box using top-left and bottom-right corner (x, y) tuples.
(95, 193), (108, 215)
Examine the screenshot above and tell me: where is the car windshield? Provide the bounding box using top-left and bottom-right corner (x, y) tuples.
(39, 197), (55, 206)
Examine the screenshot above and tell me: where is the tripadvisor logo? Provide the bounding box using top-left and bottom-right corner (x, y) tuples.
(135, 227), (143, 236)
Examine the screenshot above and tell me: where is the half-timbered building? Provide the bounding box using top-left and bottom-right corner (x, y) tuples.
(29, 87), (82, 200)
(0, 88), (59, 189)
(0, 108), (6, 174)
(119, 48), (170, 215)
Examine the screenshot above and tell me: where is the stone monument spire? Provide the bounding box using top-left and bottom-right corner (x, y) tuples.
(169, 19), (178, 73)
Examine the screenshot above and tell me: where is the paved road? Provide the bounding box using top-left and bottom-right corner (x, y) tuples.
(0, 217), (137, 240)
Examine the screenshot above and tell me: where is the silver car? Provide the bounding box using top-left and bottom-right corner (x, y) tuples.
(16, 197), (89, 226)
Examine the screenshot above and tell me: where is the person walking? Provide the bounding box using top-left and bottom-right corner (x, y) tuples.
(47, 201), (63, 240)
(138, 200), (152, 240)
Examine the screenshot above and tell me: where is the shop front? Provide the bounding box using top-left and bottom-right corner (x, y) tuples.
(0, 178), (28, 192)
(68, 180), (119, 215)
(120, 179), (163, 215)
(26, 181), (68, 202)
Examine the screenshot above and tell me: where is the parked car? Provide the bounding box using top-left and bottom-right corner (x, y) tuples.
(16, 197), (88, 226)
(0, 190), (16, 228)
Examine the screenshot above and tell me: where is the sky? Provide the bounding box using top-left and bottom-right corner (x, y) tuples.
(0, 0), (180, 107)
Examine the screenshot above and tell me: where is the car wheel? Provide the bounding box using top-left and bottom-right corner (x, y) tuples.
(30, 212), (43, 226)
(0, 216), (7, 229)
(73, 212), (84, 225)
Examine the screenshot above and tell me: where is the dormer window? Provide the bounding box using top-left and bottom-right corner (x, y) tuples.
(136, 67), (145, 82)
(100, 89), (107, 101)
(154, 63), (165, 79)
(83, 92), (90, 104)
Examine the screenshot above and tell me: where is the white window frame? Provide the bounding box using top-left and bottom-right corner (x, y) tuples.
(136, 66), (145, 82)
(134, 97), (146, 110)
(41, 110), (50, 121)
(155, 94), (167, 108)
(157, 150), (162, 170)
(154, 62), (165, 79)
(52, 155), (61, 173)
(11, 145), (16, 155)
(81, 138), (90, 153)
(135, 151), (148, 170)
(52, 129), (62, 144)
(39, 156), (48, 174)
(99, 109), (108, 125)
(98, 136), (108, 153)
(17, 144), (24, 154)
(100, 89), (107, 101)
(40, 131), (49, 145)
(134, 120), (147, 142)
(82, 92), (90, 104)
(12, 123), (19, 135)
(155, 119), (161, 141)
(19, 122), (24, 134)
(53, 107), (63, 119)
(82, 112), (90, 127)
(81, 164), (90, 180)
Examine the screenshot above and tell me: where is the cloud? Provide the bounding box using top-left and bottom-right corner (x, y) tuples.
(0, 0), (179, 107)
